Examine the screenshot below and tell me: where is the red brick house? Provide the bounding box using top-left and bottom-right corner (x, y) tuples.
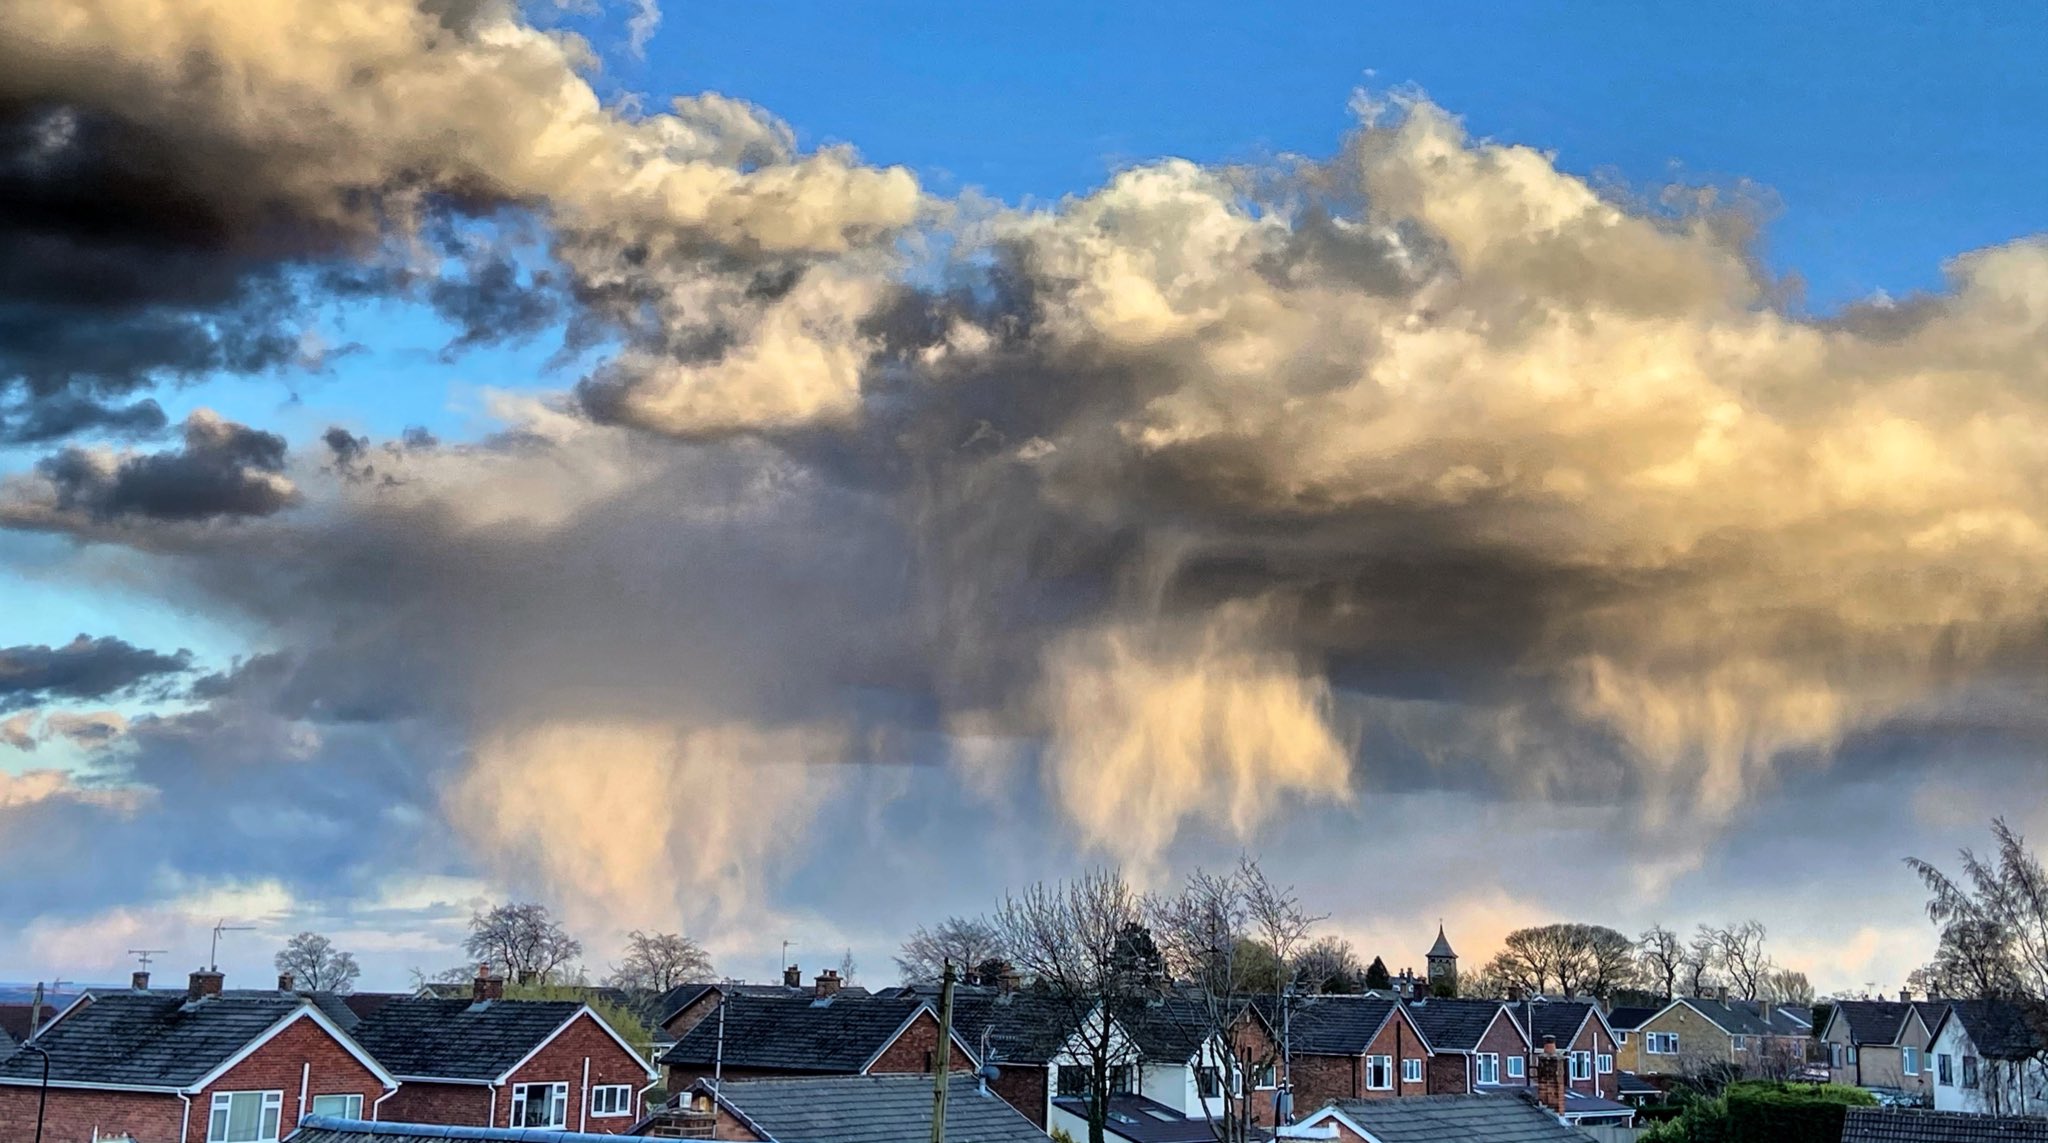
(1507, 1000), (1621, 1100)
(0, 970), (396, 1143)
(656, 987), (978, 1095)
(1405, 997), (1531, 1094)
(346, 970), (656, 1133)
(1273, 995), (1434, 1109)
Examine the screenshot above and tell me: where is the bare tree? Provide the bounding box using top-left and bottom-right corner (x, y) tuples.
(1909, 918), (2021, 999)
(1152, 856), (1323, 1143)
(1703, 920), (1772, 1000)
(1294, 936), (1362, 994)
(274, 932), (361, 993)
(992, 869), (1157, 1143)
(1684, 927), (1721, 996)
(604, 930), (713, 993)
(1763, 967), (1814, 1006)
(463, 902), (583, 984)
(1484, 923), (1639, 999)
(1638, 925), (1684, 1000)
(896, 915), (1007, 984)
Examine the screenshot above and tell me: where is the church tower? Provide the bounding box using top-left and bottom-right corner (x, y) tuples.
(1426, 923), (1458, 997)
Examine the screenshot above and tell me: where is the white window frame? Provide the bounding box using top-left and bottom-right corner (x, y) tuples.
(1732, 1035), (1748, 1053)
(309, 1094), (363, 1120)
(1253, 1062), (1277, 1090)
(208, 1090), (284, 1143)
(1570, 1050), (1592, 1081)
(1597, 1053), (1614, 1075)
(1902, 1046), (1920, 1076)
(1365, 1055), (1393, 1091)
(1647, 1032), (1680, 1056)
(1938, 1053), (1954, 1087)
(1506, 1054), (1525, 1079)
(1476, 1053), (1500, 1085)
(511, 1082), (570, 1129)
(1402, 1058), (1423, 1084)
(589, 1084), (634, 1118)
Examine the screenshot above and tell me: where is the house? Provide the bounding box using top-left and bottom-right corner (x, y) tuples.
(666, 1073), (1047, 1143)
(1123, 993), (1273, 1122)
(1821, 997), (1948, 1101)
(656, 989), (977, 1094)
(1507, 1002), (1620, 1100)
(946, 989), (1083, 1129)
(0, 969), (396, 1143)
(1927, 999), (2048, 1115)
(1049, 1092), (1215, 1143)
(346, 968), (656, 1133)
(1626, 996), (1781, 1080)
(644, 968), (828, 1044)
(1402, 998), (1529, 1093)
(1840, 1106), (2048, 1143)
(1272, 995), (1433, 1107)
(1604, 1006), (1660, 1076)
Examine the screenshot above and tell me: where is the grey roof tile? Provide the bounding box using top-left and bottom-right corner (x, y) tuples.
(1605, 1007), (1661, 1032)
(946, 991), (1082, 1065)
(1408, 998), (1513, 1052)
(1509, 1001), (1599, 1048)
(1676, 998), (1774, 1037)
(1318, 1092), (1594, 1142)
(1270, 995), (1402, 1055)
(349, 998), (585, 1081)
(658, 993), (929, 1073)
(1841, 1107), (2048, 1142)
(708, 1073), (1046, 1143)
(1834, 1001), (1918, 1045)
(1939, 999), (2047, 1061)
(0, 992), (304, 1089)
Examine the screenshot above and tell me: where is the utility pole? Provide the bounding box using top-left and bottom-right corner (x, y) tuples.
(929, 960), (955, 1143)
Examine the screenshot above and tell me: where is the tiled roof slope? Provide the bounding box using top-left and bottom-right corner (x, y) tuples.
(289, 1115), (627, 1143)
(1941, 999), (2046, 1060)
(349, 998), (585, 1081)
(1841, 1107), (2048, 1142)
(1050, 1093), (1214, 1143)
(1407, 998), (1513, 1052)
(659, 993), (927, 1072)
(712, 1074), (1046, 1143)
(0, 992), (303, 1088)
(1321, 1093), (1594, 1142)
(1678, 998), (1774, 1037)
(1834, 1001), (1916, 1045)
(1271, 995), (1402, 1055)
(946, 991), (1081, 1065)
(1511, 1001), (1599, 1048)
(1605, 1006), (1661, 1032)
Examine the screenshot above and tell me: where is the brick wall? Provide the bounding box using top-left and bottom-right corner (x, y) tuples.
(988, 1063), (1047, 1129)
(0, 1086), (183, 1143)
(867, 1011), (975, 1075)
(1289, 1050), (1361, 1109)
(498, 1012), (653, 1134)
(661, 993), (721, 1040)
(378, 1081), (493, 1126)
(1425, 1052), (1468, 1094)
(193, 1014), (386, 1142)
(1572, 1019), (1618, 1100)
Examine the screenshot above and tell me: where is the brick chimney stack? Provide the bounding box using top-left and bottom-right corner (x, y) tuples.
(473, 963), (504, 1003)
(1535, 1036), (1567, 1119)
(814, 969), (843, 998)
(277, 972), (295, 992)
(783, 964), (802, 988)
(1900, 989), (1913, 1003)
(131, 970), (150, 991)
(188, 968), (224, 1001)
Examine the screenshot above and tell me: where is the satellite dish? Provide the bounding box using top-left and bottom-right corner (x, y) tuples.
(979, 1064), (1001, 1082)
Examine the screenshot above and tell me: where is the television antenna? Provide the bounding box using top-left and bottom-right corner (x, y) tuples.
(128, 948), (168, 970)
(209, 920), (254, 971)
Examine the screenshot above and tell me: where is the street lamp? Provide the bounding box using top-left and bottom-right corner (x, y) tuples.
(20, 1040), (51, 1143)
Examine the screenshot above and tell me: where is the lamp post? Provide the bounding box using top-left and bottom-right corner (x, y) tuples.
(21, 1041), (51, 1143)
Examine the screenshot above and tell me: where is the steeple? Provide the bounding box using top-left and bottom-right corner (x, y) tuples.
(1426, 922), (1458, 997)
(1427, 923), (1456, 961)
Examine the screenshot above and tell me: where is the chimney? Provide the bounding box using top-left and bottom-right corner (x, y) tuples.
(783, 964), (802, 988)
(998, 968), (1020, 995)
(1900, 989), (1912, 1003)
(815, 969), (842, 998)
(277, 972), (295, 992)
(472, 963), (503, 1003)
(188, 968), (224, 1001)
(1507, 985), (1524, 1002)
(1535, 1036), (1567, 1118)
(131, 970), (150, 992)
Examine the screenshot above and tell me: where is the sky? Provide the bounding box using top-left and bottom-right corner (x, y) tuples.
(1, 0), (2046, 997)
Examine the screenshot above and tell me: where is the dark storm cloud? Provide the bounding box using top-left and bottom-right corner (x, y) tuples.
(0, 394), (168, 445)
(3, 411), (297, 529)
(0, 634), (191, 711)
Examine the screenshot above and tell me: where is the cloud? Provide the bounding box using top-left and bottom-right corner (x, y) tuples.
(1, 410), (297, 529)
(0, 634), (190, 711)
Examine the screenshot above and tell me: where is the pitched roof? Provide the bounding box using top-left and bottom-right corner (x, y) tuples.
(348, 997), (587, 1081)
(1407, 999), (1515, 1052)
(1832, 1001), (1918, 1046)
(1671, 998), (1774, 1037)
(1273, 995), (1409, 1056)
(1605, 1007), (1661, 1033)
(1306, 1092), (1594, 1143)
(1840, 1107), (2048, 1143)
(658, 993), (931, 1073)
(1119, 994), (1219, 1064)
(0, 992), (311, 1089)
(0, 1003), (55, 1045)
(946, 991), (1082, 1065)
(1616, 1071), (1663, 1097)
(289, 1116), (630, 1143)
(1935, 999), (2046, 1061)
(340, 993), (408, 1023)
(704, 1073), (1046, 1143)
(1510, 1001), (1601, 1048)
(1051, 1092), (1215, 1143)
(1428, 926), (1458, 960)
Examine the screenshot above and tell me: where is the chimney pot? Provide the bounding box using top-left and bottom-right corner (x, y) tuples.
(278, 972), (295, 992)
(783, 964), (802, 988)
(473, 963), (503, 1003)
(814, 969), (842, 998)
(188, 969), (224, 1001)
(131, 970), (150, 992)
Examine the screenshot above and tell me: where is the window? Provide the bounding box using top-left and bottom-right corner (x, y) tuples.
(590, 1085), (634, 1118)
(1057, 1066), (1089, 1097)
(1365, 1055), (1393, 1090)
(1196, 1067), (1221, 1099)
(1402, 1058), (1423, 1084)
(1902, 1047), (1920, 1076)
(309, 1094), (363, 1120)
(1506, 1055), (1525, 1080)
(208, 1091), (283, 1143)
(1646, 1032), (1680, 1055)
(1476, 1054), (1500, 1085)
(1570, 1051), (1592, 1081)
(1597, 1054), (1614, 1075)
(1963, 1056), (1980, 1090)
(1732, 1035), (1749, 1053)
(512, 1083), (569, 1129)
(1253, 1063), (1277, 1090)
(1616, 1032), (1629, 1046)
(1938, 1054), (1955, 1086)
